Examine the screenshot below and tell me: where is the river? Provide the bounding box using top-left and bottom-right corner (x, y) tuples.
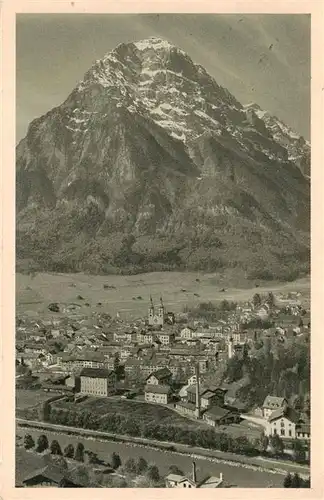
(16, 426), (288, 487)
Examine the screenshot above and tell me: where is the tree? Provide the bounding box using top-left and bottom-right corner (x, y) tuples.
(111, 452), (121, 469)
(267, 292), (275, 308)
(36, 434), (49, 453)
(136, 457), (148, 474)
(304, 393), (311, 418)
(63, 444), (74, 458)
(302, 477), (311, 488)
(292, 440), (306, 463)
(124, 457), (136, 474)
(169, 465), (184, 475)
(260, 433), (269, 453)
(23, 434), (35, 450)
(269, 434), (284, 456)
(243, 342), (249, 360)
(283, 472), (292, 487)
(72, 465), (90, 487)
(146, 464), (160, 483)
(85, 450), (99, 465)
(253, 293), (262, 308)
(291, 473), (302, 488)
(74, 442), (85, 462)
(50, 440), (62, 455)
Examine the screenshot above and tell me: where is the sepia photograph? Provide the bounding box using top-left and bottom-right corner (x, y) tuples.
(8, 8), (317, 491)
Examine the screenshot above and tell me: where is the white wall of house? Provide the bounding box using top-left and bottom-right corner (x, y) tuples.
(265, 417), (296, 439)
(145, 392), (168, 404)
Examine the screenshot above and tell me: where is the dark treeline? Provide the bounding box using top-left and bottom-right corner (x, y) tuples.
(223, 340), (310, 409)
(45, 405), (293, 459)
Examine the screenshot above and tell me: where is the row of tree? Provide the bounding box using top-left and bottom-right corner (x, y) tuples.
(45, 406), (296, 459)
(183, 300), (238, 323)
(23, 433), (85, 461)
(22, 433), (163, 486)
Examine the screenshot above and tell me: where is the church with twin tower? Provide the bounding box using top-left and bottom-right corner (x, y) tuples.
(148, 296), (165, 327)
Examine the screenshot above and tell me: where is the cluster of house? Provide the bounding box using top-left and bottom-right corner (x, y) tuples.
(16, 293), (310, 377)
(16, 296), (242, 381)
(17, 452), (223, 489)
(142, 363), (243, 426)
(16, 295), (310, 438)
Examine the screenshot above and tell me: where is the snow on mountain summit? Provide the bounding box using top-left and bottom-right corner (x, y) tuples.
(243, 102), (310, 174)
(64, 38), (309, 174)
(133, 37), (182, 52)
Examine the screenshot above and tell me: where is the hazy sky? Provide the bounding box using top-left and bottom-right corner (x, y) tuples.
(16, 14), (310, 142)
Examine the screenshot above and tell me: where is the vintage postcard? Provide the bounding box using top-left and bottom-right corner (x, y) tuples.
(1, 0), (323, 498)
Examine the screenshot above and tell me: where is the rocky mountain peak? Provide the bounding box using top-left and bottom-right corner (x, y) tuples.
(16, 38), (310, 277)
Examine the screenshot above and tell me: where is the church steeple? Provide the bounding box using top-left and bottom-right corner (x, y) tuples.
(148, 295), (154, 320)
(158, 296), (165, 320)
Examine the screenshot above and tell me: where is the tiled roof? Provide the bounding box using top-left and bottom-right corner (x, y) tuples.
(22, 465), (65, 484)
(199, 476), (223, 488)
(147, 367), (171, 380)
(262, 395), (286, 409)
(165, 473), (185, 482)
(201, 391), (217, 399)
(175, 401), (196, 410)
(268, 407), (300, 423)
(204, 406), (231, 420)
(80, 367), (114, 378)
(145, 384), (171, 394)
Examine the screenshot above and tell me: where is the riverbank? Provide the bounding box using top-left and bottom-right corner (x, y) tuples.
(16, 419), (309, 480)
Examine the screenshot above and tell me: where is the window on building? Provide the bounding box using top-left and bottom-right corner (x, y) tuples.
(289, 430), (292, 437)
(281, 429), (285, 436)
(273, 428), (277, 435)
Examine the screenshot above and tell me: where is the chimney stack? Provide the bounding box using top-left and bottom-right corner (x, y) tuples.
(192, 461), (197, 483)
(228, 337), (234, 359)
(195, 363), (201, 418)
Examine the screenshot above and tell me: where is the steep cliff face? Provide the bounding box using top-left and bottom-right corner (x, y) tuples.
(16, 37), (310, 277)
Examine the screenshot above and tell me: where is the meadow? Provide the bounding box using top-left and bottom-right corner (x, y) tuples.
(53, 397), (204, 430)
(16, 389), (53, 410)
(16, 271), (310, 320)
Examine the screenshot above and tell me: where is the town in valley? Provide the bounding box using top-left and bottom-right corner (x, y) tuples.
(16, 278), (311, 488)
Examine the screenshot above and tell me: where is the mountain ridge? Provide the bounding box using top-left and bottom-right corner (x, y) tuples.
(16, 37), (310, 279)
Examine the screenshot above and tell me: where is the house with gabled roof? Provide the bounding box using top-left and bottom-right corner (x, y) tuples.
(203, 405), (240, 427)
(144, 384), (172, 404)
(165, 462), (223, 488)
(262, 395), (288, 419)
(146, 367), (172, 386)
(265, 407), (300, 439)
(80, 367), (116, 397)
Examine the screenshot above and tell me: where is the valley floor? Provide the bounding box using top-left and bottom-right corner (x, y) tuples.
(16, 271), (310, 320)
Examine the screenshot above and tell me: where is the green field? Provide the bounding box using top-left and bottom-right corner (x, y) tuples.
(16, 389), (53, 410)
(16, 271), (310, 320)
(53, 397), (204, 430)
